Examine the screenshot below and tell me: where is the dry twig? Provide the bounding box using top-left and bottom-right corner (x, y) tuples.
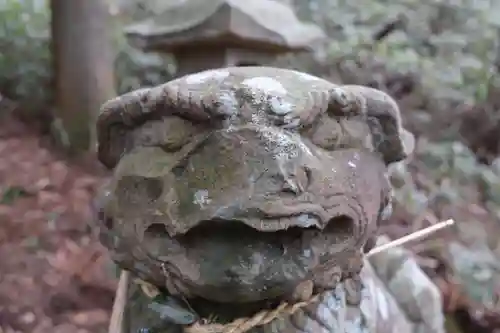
(108, 270), (130, 333)
(367, 219), (454, 257)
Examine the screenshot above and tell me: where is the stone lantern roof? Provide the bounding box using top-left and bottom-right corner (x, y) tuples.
(124, 0), (326, 53)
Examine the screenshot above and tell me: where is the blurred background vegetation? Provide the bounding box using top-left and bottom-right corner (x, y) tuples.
(2, 0), (500, 332)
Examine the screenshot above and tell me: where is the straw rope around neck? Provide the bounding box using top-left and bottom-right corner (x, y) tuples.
(109, 219), (455, 333)
(135, 277), (323, 333)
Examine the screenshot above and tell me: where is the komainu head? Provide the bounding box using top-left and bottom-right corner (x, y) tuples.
(93, 67), (414, 304)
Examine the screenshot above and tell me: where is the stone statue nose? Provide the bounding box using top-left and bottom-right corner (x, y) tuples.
(213, 125), (311, 196)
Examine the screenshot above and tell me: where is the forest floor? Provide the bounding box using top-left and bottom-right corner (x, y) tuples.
(0, 111), (114, 333)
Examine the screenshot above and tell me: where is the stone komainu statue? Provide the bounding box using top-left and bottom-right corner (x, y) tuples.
(93, 67), (445, 333)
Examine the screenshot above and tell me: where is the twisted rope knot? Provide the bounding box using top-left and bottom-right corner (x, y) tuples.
(136, 278), (324, 333)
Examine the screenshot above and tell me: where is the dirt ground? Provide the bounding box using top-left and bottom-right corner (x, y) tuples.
(0, 113), (115, 333)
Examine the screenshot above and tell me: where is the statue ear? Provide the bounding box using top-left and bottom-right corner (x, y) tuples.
(329, 85), (414, 164)
(96, 83), (195, 169)
(96, 74), (237, 169)
(97, 87), (158, 169)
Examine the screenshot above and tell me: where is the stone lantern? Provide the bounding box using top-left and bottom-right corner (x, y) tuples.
(124, 0), (326, 76)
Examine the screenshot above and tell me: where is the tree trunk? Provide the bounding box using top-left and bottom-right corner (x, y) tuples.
(51, 0), (116, 152)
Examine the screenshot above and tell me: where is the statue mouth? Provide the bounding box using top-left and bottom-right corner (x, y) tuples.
(155, 214), (358, 304)
(178, 214), (356, 259)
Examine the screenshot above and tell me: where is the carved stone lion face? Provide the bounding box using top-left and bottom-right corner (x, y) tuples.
(94, 67), (413, 303)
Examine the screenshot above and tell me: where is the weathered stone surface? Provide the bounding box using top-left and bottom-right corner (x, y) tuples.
(92, 66), (431, 332)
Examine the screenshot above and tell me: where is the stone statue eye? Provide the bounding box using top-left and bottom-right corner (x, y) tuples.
(116, 176), (164, 207)
(306, 114), (342, 150)
(307, 113), (373, 152)
(132, 116), (201, 153)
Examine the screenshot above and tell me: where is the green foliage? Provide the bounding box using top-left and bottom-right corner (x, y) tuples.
(0, 0), (174, 111)
(1, 185), (30, 204)
(0, 0), (52, 107)
(301, 0), (500, 104)
(114, 41), (175, 95)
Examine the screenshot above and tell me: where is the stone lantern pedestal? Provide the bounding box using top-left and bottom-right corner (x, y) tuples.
(124, 0), (326, 76)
